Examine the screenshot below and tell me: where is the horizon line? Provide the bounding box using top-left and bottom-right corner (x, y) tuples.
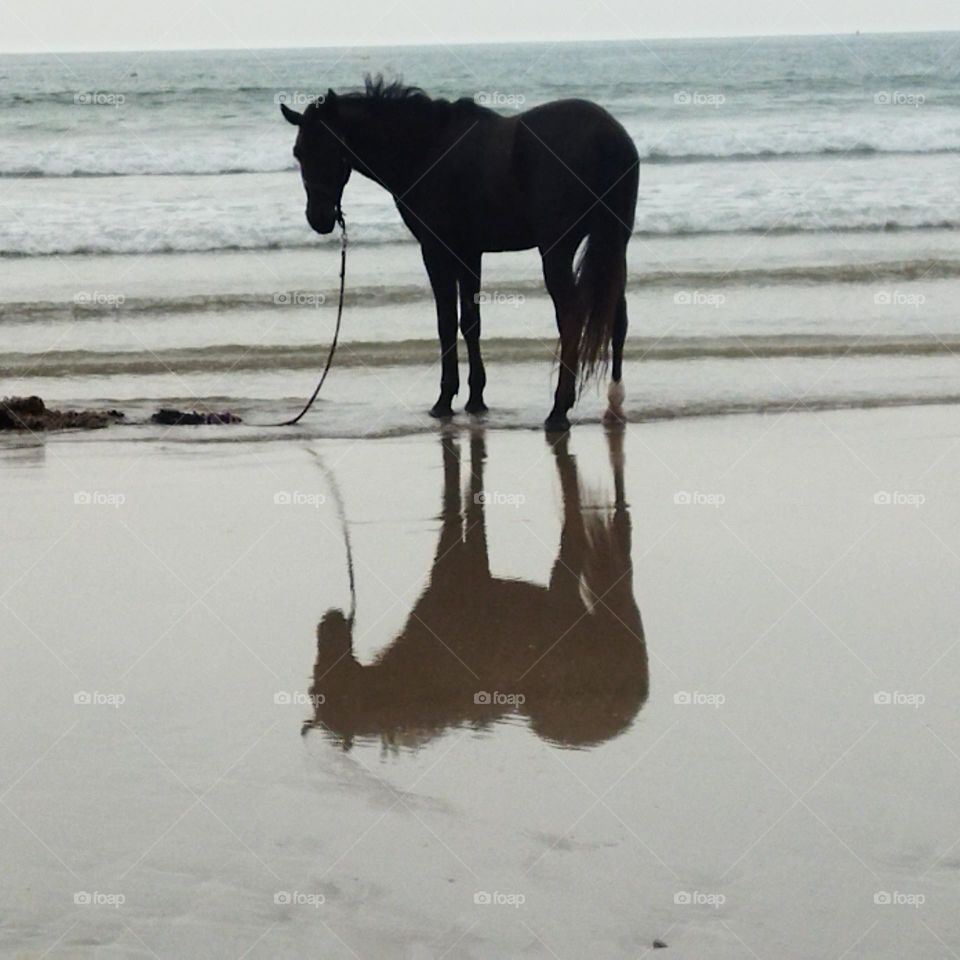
(1, 27), (958, 57)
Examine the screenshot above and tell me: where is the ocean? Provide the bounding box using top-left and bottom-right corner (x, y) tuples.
(2, 34), (959, 437)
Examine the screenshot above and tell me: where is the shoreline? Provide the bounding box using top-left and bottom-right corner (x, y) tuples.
(5, 394), (960, 447)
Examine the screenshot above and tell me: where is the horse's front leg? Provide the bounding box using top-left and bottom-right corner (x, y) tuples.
(457, 253), (487, 415)
(422, 244), (459, 418)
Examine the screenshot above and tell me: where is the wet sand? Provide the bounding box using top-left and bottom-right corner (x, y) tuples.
(2, 408), (959, 958)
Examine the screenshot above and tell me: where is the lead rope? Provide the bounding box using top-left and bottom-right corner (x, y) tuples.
(276, 209), (348, 427)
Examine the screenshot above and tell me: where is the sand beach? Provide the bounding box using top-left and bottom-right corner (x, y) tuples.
(3, 409), (959, 957)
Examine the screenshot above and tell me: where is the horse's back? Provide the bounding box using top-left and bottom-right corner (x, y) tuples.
(511, 98), (639, 241)
(514, 98), (637, 167)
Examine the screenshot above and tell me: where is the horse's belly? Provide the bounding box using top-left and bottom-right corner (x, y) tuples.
(479, 230), (537, 253)
(474, 200), (537, 252)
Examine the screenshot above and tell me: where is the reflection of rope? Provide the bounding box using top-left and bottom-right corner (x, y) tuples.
(308, 447), (356, 624)
(276, 210), (348, 426)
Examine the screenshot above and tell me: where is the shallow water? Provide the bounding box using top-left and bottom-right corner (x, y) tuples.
(3, 35), (960, 434)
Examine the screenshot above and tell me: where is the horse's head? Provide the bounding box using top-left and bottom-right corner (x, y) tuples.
(281, 91), (351, 235)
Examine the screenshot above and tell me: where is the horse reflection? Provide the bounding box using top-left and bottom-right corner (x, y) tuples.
(304, 430), (647, 750)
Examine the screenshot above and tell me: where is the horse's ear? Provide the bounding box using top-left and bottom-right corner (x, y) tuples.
(280, 103), (302, 126)
(325, 89), (338, 119)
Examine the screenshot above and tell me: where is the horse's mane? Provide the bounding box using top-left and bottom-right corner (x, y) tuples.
(309, 73), (486, 124)
(357, 74), (427, 102)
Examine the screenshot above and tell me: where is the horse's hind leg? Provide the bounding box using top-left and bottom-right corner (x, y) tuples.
(604, 294), (628, 425)
(457, 253), (487, 415)
(542, 244), (581, 432)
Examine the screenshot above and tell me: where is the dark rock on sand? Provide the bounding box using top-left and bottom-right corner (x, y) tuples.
(0, 396), (121, 432)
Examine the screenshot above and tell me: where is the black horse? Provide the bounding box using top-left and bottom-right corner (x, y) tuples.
(281, 76), (639, 431)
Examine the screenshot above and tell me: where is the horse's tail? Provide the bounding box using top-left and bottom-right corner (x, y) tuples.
(575, 156), (637, 384)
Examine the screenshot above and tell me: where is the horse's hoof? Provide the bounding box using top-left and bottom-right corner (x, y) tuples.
(544, 415), (570, 433)
(603, 382), (626, 427)
(465, 400), (488, 416)
(429, 403), (454, 419)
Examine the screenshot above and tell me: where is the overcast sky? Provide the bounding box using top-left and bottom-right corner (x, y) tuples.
(1, 0), (957, 53)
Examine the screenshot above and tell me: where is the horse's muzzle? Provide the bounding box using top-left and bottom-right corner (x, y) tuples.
(306, 205), (337, 235)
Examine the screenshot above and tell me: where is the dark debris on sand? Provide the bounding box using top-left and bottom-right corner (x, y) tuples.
(0, 397), (245, 432)
(0, 396), (123, 432)
(150, 408), (243, 425)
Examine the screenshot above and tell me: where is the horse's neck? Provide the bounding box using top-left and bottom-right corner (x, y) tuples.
(340, 105), (436, 195)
